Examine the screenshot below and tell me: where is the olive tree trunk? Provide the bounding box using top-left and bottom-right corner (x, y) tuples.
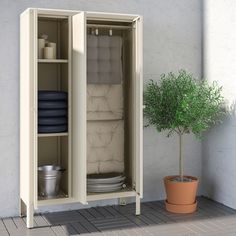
(179, 133), (184, 181)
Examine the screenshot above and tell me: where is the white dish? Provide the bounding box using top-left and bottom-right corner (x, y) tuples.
(87, 183), (124, 193)
(87, 182), (123, 189)
(87, 173), (125, 184)
(87, 187), (123, 193)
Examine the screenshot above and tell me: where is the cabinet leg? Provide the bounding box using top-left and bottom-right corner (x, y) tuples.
(26, 204), (34, 229)
(135, 195), (141, 215)
(19, 199), (26, 217)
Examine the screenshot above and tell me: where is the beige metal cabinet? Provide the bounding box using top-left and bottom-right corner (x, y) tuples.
(20, 8), (143, 228)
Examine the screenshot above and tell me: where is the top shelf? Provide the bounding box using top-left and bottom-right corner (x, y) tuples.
(38, 59), (68, 63)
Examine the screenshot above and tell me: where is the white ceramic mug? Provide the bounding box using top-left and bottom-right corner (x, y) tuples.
(43, 47), (54, 59)
(46, 42), (57, 59)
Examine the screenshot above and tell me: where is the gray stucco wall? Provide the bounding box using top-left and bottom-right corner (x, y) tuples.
(0, 0), (202, 217)
(203, 0), (236, 209)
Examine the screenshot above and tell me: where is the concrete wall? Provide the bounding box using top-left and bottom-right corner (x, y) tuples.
(0, 0), (202, 217)
(203, 0), (236, 209)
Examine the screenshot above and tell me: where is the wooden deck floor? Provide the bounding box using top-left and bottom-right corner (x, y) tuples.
(1, 197), (236, 235)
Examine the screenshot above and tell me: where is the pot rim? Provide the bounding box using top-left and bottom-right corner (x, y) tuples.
(164, 175), (198, 183)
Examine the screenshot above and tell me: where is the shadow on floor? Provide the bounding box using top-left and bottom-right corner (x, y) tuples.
(2, 197), (236, 236)
(43, 197), (236, 235)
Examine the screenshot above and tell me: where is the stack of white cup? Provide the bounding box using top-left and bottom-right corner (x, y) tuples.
(38, 34), (57, 59)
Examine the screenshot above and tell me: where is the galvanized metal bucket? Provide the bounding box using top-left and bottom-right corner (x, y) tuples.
(38, 165), (64, 198)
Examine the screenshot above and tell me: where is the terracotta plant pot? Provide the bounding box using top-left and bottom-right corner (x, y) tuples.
(164, 175), (199, 213)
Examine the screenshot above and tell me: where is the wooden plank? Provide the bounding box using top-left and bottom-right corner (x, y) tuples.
(79, 209), (95, 220)
(90, 217), (136, 231)
(184, 222), (209, 234)
(12, 217), (26, 229)
(204, 200), (236, 214)
(87, 208), (105, 219)
(78, 219), (99, 233)
(204, 218), (226, 229)
(0, 219), (9, 236)
(198, 204), (224, 217)
(51, 225), (67, 236)
(0, 231), (9, 236)
(41, 215), (53, 226)
(2, 218), (17, 233)
(124, 214), (148, 227)
(202, 228), (236, 236)
(9, 227), (56, 236)
(112, 205), (136, 215)
(95, 222), (136, 232)
(43, 210), (84, 224)
(34, 214), (49, 227)
(146, 209), (176, 223)
(0, 219), (8, 231)
(70, 222), (89, 234)
(112, 203), (150, 216)
(120, 228), (153, 236)
(198, 198), (235, 215)
(215, 215), (236, 227)
(142, 213), (163, 225)
(141, 213), (164, 224)
(90, 216), (127, 225)
(102, 206), (123, 217)
(144, 224), (194, 236)
(95, 207), (114, 218)
(61, 223), (79, 235)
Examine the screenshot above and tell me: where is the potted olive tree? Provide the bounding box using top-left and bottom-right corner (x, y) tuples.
(144, 70), (225, 213)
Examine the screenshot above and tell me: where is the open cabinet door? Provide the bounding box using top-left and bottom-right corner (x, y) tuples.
(20, 8), (37, 225)
(72, 12), (87, 204)
(133, 16), (143, 198)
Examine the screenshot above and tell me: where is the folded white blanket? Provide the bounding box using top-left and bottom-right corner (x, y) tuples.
(87, 120), (124, 174)
(87, 84), (123, 120)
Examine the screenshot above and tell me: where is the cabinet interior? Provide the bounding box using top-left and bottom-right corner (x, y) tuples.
(36, 16), (137, 201)
(38, 136), (69, 196)
(38, 16), (69, 59)
(37, 15), (71, 201)
(86, 19), (135, 194)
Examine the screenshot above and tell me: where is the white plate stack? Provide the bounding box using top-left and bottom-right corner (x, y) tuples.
(87, 173), (126, 193)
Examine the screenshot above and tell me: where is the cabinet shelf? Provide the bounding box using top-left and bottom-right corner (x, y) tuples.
(38, 132), (68, 137)
(38, 191), (70, 206)
(38, 59), (68, 63)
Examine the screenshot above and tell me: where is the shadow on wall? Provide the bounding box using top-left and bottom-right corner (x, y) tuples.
(202, 101), (236, 206)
